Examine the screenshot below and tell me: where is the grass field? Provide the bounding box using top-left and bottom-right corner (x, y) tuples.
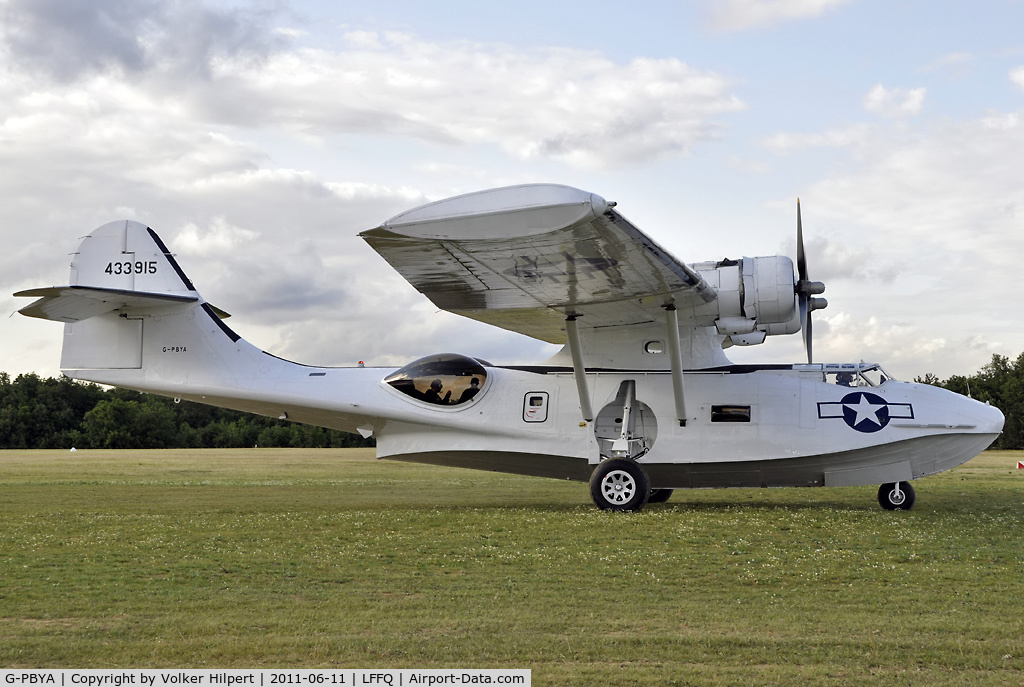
(1, 448), (1022, 685)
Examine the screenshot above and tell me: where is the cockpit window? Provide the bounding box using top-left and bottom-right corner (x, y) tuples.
(830, 371), (859, 387)
(858, 365), (892, 387)
(824, 364), (893, 388)
(384, 353), (488, 406)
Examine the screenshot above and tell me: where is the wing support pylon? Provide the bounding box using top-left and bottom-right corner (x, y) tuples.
(664, 305), (688, 427)
(565, 316), (594, 422)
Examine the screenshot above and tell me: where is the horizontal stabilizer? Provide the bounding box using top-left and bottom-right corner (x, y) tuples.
(14, 285), (220, 323)
(15, 220), (234, 324)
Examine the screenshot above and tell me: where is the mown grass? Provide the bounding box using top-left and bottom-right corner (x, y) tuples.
(1, 448), (1022, 685)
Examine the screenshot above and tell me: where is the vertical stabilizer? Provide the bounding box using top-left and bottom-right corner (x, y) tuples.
(16, 221), (246, 383)
(71, 220), (197, 295)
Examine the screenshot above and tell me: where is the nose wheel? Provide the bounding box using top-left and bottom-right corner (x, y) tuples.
(590, 458), (650, 511)
(878, 481), (916, 510)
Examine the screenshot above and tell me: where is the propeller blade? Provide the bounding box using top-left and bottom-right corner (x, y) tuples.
(805, 310), (813, 364)
(799, 291), (810, 364)
(796, 199), (807, 283)
(794, 198), (822, 364)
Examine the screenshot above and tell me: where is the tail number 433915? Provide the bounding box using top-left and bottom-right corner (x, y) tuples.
(105, 261), (158, 275)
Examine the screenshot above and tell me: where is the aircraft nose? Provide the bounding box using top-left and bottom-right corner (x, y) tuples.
(982, 402), (1006, 435)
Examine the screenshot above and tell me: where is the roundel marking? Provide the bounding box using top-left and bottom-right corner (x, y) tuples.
(840, 391), (890, 433)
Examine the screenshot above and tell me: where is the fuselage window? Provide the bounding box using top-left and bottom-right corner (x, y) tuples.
(644, 341), (665, 354)
(711, 405), (751, 423)
(384, 353), (488, 406)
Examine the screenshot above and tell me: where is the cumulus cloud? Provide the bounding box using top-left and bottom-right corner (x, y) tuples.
(797, 234), (895, 284)
(744, 80), (1024, 380)
(1012, 65), (1024, 91)
(811, 311), (1004, 380)
(4, 0), (1022, 386)
(863, 84), (926, 117)
(1, 5), (745, 171)
(0, 0), (286, 82)
(811, 115), (1024, 249)
(0, 24), (572, 374)
(706, 0), (852, 31)
(785, 111), (1024, 378)
(174, 217), (259, 256)
(761, 124), (871, 153)
(192, 33), (746, 168)
(922, 51), (975, 76)
(0, 0), (749, 368)
(0, 0), (749, 374)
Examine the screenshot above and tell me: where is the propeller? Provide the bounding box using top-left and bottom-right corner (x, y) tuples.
(795, 199), (827, 363)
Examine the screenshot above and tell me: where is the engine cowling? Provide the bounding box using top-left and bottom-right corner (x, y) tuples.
(695, 256), (799, 343)
(741, 256), (797, 326)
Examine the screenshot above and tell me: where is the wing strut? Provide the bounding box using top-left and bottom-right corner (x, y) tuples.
(664, 305), (688, 427)
(565, 316), (594, 422)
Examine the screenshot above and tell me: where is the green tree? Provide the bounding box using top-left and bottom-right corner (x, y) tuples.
(81, 397), (179, 449)
(0, 373), (105, 448)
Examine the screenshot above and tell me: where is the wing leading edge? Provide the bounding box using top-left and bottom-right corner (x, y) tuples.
(360, 184), (718, 344)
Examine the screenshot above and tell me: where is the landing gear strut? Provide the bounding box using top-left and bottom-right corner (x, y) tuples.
(877, 481), (916, 510)
(590, 458), (650, 511)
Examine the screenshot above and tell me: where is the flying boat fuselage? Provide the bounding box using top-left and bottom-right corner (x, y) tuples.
(66, 349), (1003, 492)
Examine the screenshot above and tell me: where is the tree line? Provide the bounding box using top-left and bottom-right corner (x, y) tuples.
(0, 372), (374, 450)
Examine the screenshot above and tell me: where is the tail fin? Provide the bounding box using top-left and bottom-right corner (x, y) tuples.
(16, 220), (239, 374)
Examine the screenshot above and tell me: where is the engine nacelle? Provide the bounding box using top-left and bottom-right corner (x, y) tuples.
(695, 256), (798, 340)
(742, 256), (797, 325)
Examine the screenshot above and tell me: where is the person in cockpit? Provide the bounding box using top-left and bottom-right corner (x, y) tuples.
(836, 372), (855, 387)
(458, 377), (481, 403)
(423, 378), (451, 404)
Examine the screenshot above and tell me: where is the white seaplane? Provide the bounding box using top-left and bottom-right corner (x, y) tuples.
(15, 184), (1004, 511)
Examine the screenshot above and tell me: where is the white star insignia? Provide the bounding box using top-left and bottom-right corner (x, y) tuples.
(845, 394), (886, 426)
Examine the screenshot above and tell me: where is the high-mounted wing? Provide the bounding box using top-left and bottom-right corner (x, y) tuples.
(360, 184), (718, 343)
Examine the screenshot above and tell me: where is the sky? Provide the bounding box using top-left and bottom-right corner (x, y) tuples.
(2, 0), (1024, 382)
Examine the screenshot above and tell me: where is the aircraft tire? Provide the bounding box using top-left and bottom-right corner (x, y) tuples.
(590, 458), (650, 512)
(647, 488), (674, 504)
(877, 481), (916, 510)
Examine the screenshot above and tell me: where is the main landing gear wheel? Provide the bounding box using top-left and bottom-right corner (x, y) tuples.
(647, 488), (674, 504)
(590, 458), (650, 511)
(877, 481), (916, 511)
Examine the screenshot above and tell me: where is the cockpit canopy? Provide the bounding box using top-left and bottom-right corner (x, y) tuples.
(820, 362), (894, 387)
(384, 353), (489, 406)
